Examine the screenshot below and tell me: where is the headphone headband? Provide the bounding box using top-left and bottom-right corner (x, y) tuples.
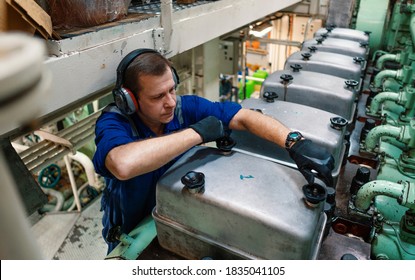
(115, 48), (159, 89)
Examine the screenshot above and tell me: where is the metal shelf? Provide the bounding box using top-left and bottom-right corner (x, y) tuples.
(24, 0), (301, 137)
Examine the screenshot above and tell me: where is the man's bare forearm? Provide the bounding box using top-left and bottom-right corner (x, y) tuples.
(105, 128), (202, 180)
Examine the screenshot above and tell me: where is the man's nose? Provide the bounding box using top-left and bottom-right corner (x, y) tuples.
(165, 93), (176, 107)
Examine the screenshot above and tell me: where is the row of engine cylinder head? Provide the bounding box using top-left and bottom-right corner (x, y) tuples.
(273, 22), (415, 260)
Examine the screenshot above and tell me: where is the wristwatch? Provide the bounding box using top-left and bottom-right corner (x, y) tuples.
(285, 131), (303, 149)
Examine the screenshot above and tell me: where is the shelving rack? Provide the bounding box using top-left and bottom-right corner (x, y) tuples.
(10, 0), (301, 139)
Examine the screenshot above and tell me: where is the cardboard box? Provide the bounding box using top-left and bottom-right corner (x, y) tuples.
(46, 0), (131, 29)
(0, 0), (52, 39)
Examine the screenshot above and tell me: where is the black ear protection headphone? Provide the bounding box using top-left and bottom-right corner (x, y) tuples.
(113, 48), (180, 115)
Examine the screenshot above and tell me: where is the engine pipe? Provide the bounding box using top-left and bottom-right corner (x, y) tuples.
(410, 11), (415, 50)
(355, 180), (414, 212)
(365, 124), (402, 152)
(375, 40), (413, 70)
(373, 66), (412, 89)
(367, 91), (399, 116)
(367, 86), (415, 117)
(374, 69), (400, 89)
(365, 119), (415, 151)
(376, 53), (400, 69)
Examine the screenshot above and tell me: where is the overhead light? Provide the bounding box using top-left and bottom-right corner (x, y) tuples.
(250, 26), (273, 37)
(250, 21), (273, 37)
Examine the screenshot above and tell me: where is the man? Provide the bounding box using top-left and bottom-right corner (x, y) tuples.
(93, 49), (334, 253)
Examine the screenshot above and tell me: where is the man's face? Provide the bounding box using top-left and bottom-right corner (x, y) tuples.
(136, 66), (177, 127)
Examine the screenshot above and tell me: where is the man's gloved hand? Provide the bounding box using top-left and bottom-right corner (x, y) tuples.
(190, 116), (225, 143)
(288, 139), (335, 187)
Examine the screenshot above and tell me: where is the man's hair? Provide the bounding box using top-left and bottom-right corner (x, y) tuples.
(124, 51), (173, 97)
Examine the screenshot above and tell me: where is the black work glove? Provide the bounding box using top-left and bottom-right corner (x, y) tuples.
(288, 139), (335, 187)
(190, 116), (225, 143)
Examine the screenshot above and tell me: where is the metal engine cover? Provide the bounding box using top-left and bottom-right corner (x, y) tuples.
(153, 146), (326, 260)
(231, 98), (346, 183)
(302, 37), (369, 59)
(314, 27), (370, 44)
(260, 68), (358, 123)
(284, 51), (363, 82)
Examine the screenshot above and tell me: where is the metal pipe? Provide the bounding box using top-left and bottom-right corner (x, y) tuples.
(64, 155), (82, 211)
(410, 12), (415, 50)
(249, 36), (302, 47)
(354, 180), (409, 211)
(365, 124), (401, 152)
(372, 50), (389, 62)
(66, 181), (89, 212)
(41, 187), (65, 212)
(376, 53), (400, 69)
(68, 151), (101, 190)
(191, 48), (196, 94)
(237, 75), (265, 82)
(160, 0), (173, 51)
(368, 91), (399, 116)
(241, 27), (249, 99)
(374, 69), (399, 88)
(105, 215), (157, 260)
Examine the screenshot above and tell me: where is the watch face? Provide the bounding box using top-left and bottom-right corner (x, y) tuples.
(286, 131), (302, 148)
(289, 131), (301, 140)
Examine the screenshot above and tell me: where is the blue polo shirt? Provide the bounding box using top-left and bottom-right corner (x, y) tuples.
(92, 95), (241, 252)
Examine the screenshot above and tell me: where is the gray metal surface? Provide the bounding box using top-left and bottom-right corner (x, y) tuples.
(284, 51), (363, 82)
(231, 98), (346, 180)
(260, 69), (357, 123)
(31, 212), (80, 259)
(302, 37), (369, 59)
(314, 27), (370, 44)
(154, 146), (326, 260)
(31, 197), (107, 260)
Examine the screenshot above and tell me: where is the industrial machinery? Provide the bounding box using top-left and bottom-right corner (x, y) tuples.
(258, 65), (359, 123)
(1, 0), (415, 261)
(154, 146), (326, 260)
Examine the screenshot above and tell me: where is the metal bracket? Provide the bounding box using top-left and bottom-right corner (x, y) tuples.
(152, 28), (165, 54)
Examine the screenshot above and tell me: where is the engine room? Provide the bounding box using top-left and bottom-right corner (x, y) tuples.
(1, 0), (414, 265)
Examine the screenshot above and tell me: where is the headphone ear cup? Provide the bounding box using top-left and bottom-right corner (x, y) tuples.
(113, 87), (138, 115)
(171, 66), (180, 89)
